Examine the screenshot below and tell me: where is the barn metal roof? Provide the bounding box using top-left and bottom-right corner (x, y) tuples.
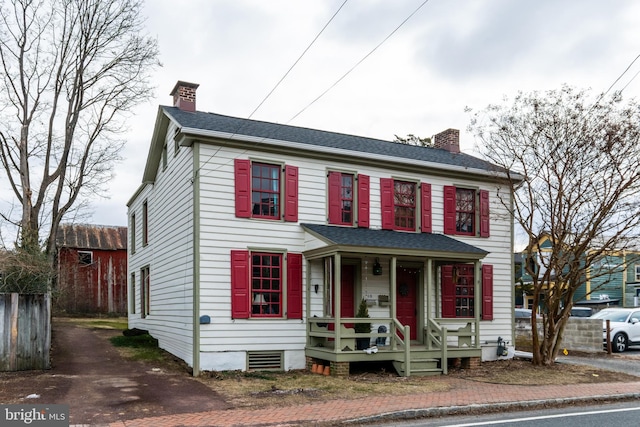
(56, 224), (127, 250)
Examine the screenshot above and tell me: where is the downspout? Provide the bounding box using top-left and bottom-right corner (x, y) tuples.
(192, 142), (201, 376)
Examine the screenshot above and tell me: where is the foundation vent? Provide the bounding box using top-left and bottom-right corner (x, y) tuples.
(247, 351), (283, 371)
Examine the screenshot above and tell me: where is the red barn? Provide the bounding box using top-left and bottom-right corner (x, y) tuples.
(55, 224), (128, 315)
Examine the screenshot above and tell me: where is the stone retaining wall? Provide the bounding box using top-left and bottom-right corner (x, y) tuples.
(515, 317), (602, 353)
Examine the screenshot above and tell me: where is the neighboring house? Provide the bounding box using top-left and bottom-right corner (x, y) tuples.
(127, 81), (522, 377)
(55, 224), (128, 314)
(516, 234), (640, 311)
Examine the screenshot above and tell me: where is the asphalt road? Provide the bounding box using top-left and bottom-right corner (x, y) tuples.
(387, 401), (640, 426)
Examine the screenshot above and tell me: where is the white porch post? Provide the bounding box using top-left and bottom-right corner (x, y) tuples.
(390, 256), (397, 350)
(334, 253), (342, 350)
(474, 261), (481, 346)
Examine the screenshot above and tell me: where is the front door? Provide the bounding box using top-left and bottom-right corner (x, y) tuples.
(396, 267), (418, 340)
(331, 264), (356, 328)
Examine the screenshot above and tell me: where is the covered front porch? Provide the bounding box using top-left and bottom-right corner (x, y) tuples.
(302, 224), (489, 377)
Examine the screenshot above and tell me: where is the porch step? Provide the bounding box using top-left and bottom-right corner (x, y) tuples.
(392, 358), (442, 377)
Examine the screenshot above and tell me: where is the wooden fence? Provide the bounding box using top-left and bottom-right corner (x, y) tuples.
(0, 293), (51, 371)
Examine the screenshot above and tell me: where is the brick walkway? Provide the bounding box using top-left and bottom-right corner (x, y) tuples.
(100, 378), (640, 427)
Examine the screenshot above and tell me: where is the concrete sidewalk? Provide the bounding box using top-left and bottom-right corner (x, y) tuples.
(100, 377), (640, 427)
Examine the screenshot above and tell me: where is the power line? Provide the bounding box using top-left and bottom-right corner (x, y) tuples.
(246, 0), (350, 121)
(288, 0), (432, 124)
(195, 1), (349, 180)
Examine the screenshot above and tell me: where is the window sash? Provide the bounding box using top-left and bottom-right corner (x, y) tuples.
(394, 181), (416, 231)
(251, 253), (283, 317)
(251, 163), (281, 219)
(455, 188), (475, 235)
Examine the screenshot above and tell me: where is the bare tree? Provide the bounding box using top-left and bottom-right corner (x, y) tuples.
(0, 0), (159, 263)
(393, 134), (432, 147)
(468, 85), (640, 365)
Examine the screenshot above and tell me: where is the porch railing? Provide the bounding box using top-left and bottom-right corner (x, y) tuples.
(307, 317), (410, 354)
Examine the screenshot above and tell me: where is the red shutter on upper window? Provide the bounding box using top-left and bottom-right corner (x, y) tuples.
(443, 185), (456, 235)
(441, 265), (456, 318)
(287, 253), (303, 319)
(234, 159), (251, 218)
(480, 190), (490, 237)
(482, 264), (493, 320)
(284, 165), (298, 222)
(380, 178), (394, 230)
(357, 174), (370, 228)
(421, 182), (432, 233)
(230, 250), (250, 319)
(328, 171), (342, 224)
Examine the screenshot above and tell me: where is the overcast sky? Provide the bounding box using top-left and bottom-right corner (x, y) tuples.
(3, 0), (640, 243)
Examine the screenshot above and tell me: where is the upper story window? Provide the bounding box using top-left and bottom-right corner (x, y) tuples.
(142, 200), (149, 246)
(78, 251), (93, 265)
(394, 180), (416, 231)
(328, 171), (370, 228)
(380, 178), (431, 233)
(130, 213), (136, 254)
(455, 188), (475, 235)
(444, 186), (489, 237)
(252, 163), (281, 219)
(234, 159), (298, 222)
(635, 265), (640, 282)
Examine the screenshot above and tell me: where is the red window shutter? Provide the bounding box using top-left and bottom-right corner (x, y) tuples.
(421, 182), (432, 233)
(480, 190), (490, 237)
(482, 264), (494, 320)
(441, 265), (456, 318)
(284, 165), (298, 222)
(230, 250), (250, 319)
(357, 174), (370, 228)
(380, 178), (394, 230)
(327, 171), (342, 224)
(287, 253), (303, 319)
(234, 159), (251, 218)
(443, 185), (456, 235)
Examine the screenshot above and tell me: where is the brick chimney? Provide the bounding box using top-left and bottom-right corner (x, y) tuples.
(170, 81), (200, 112)
(433, 128), (460, 153)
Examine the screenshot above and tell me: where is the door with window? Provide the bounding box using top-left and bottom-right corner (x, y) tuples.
(396, 267), (418, 340)
(332, 264), (356, 328)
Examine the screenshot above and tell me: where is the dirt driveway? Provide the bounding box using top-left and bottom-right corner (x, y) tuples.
(0, 318), (229, 425)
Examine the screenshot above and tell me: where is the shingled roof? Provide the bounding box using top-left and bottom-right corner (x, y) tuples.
(301, 223), (488, 257)
(163, 106), (503, 173)
(56, 224), (127, 250)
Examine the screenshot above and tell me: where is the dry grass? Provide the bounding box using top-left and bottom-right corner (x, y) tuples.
(197, 363), (452, 409)
(192, 358), (638, 409)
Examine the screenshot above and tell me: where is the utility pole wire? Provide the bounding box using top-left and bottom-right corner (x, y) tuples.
(246, 0), (350, 121)
(288, 0), (431, 124)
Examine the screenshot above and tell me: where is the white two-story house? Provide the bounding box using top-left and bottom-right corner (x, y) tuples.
(127, 81), (521, 377)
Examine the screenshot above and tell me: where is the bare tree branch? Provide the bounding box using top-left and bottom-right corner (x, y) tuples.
(0, 0), (159, 262)
(469, 85), (640, 365)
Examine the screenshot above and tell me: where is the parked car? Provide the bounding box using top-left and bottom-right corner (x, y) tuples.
(515, 308), (541, 319)
(590, 308), (640, 352)
(569, 307), (593, 317)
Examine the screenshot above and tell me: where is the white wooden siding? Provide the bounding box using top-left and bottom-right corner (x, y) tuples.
(127, 123), (195, 365)
(131, 123), (516, 371)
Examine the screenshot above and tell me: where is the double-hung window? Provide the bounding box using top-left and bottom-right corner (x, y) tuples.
(327, 171), (370, 227)
(635, 265), (640, 282)
(380, 178), (431, 232)
(444, 186), (489, 237)
(141, 266), (150, 318)
(234, 159), (298, 222)
(230, 250), (303, 319)
(393, 180), (416, 231)
(441, 264), (493, 320)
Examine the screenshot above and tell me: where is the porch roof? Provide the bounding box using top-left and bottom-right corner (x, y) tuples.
(301, 224), (489, 259)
